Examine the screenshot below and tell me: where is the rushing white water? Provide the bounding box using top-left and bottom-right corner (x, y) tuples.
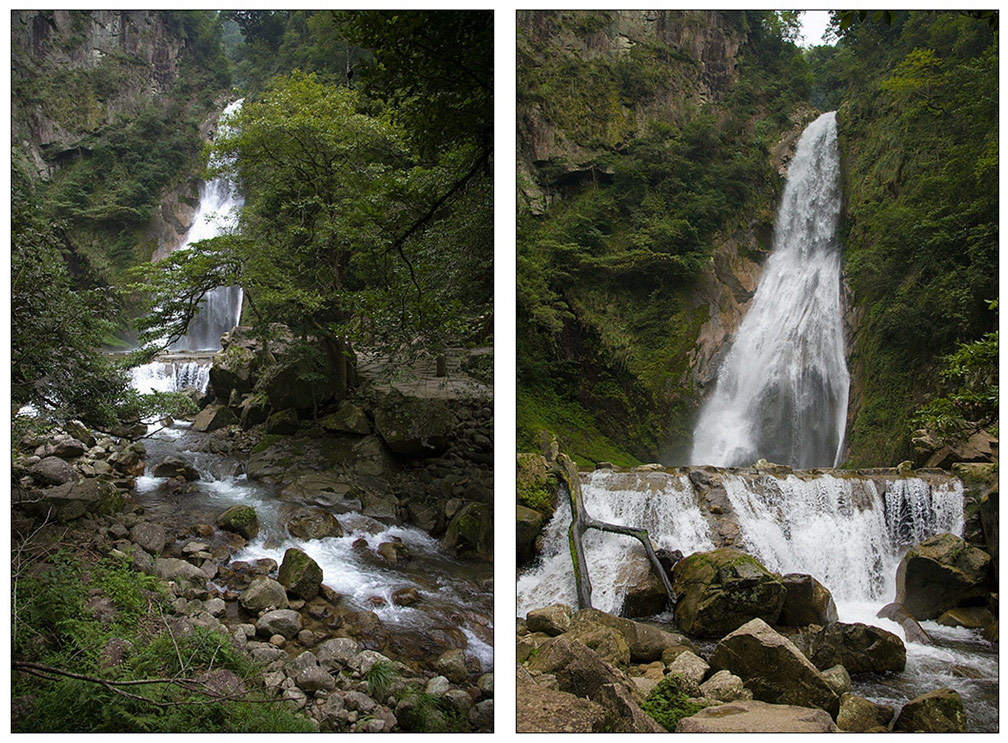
(721, 473), (964, 603)
(516, 470), (715, 615)
(691, 111), (849, 468)
(518, 470), (963, 617)
(129, 358), (211, 394)
(170, 99), (245, 352)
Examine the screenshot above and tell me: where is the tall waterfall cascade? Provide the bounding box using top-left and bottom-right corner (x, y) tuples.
(170, 98), (245, 353)
(691, 111), (849, 468)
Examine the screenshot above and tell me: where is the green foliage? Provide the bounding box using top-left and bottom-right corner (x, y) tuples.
(12, 551), (313, 733)
(640, 674), (706, 731)
(914, 302), (998, 441)
(365, 659), (396, 700)
(517, 480), (554, 514)
(835, 11), (997, 464)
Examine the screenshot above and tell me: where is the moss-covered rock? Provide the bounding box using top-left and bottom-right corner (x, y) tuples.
(374, 392), (451, 457)
(893, 688), (967, 733)
(671, 548), (786, 637)
(442, 501), (493, 559)
(516, 504), (544, 566)
(215, 504), (259, 540)
(277, 547), (323, 601)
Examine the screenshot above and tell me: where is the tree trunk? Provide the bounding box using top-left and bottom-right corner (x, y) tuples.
(553, 453), (676, 612)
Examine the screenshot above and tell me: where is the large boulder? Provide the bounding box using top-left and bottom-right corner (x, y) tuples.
(152, 558), (207, 597)
(616, 550), (670, 617)
(152, 456), (200, 481)
(516, 504), (544, 566)
(710, 618), (840, 717)
(571, 607), (694, 663)
(564, 620), (631, 668)
(286, 507), (343, 540)
(256, 609), (301, 640)
(596, 682), (666, 732)
(777, 573), (838, 626)
(516, 668), (607, 732)
(210, 332), (259, 396)
(807, 622), (906, 674)
(374, 392), (451, 457)
(320, 402), (371, 436)
(526, 634), (637, 702)
(129, 521), (172, 555)
(671, 548), (786, 637)
(442, 501), (492, 559)
(676, 700), (838, 733)
(192, 404), (237, 433)
(23, 479), (123, 522)
(892, 688), (967, 733)
(277, 548), (323, 601)
(895, 533), (991, 619)
(30, 456), (77, 486)
(239, 576), (289, 612)
(215, 505), (259, 540)
(837, 692), (895, 732)
(526, 604), (572, 636)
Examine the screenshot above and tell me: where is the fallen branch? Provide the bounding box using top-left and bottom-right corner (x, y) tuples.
(553, 453), (676, 612)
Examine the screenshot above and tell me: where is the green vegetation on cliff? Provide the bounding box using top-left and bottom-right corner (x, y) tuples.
(828, 11), (998, 464)
(517, 11), (815, 464)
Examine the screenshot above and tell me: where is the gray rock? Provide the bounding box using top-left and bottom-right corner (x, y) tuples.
(239, 576), (289, 612)
(277, 547), (323, 600)
(699, 669), (753, 703)
(838, 692), (895, 732)
(286, 506), (344, 540)
(297, 666), (336, 693)
(893, 688), (967, 732)
(215, 504), (259, 540)
(666, 649), (709, 685)
(129, 521), (171, 555)
(316, 637), (360, 669)
(676, 700), (838, 732)
(425, 675), (451, 697)
(151, 557), (207, 597)
(710, 617), (840, 717)
(31, 456), (77, 486)
(152, 456), (200, 481)
(468, 698), (493, 729)
(256, 609), (301, 639)
(526, 603), (572, 636)
(443, 688), (473, 712)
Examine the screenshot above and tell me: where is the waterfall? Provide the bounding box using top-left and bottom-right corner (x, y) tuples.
(129, 358), (211, 395)
(516, 469), (963, 617)
(170, 99), (245, 352)
(691, 111), (849, 468)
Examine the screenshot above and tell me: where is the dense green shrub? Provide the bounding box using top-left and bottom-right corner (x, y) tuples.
(641, 674), (706, 731)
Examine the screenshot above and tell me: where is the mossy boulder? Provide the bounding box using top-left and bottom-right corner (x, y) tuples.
(895, 533), (991, 620)
(277, 547), (324, 601)
(374, 393), (451, 457)
(892, 688), (967, 732)
(215, 505), (259, 540)
(442, 501), (492, 559)
(265, 407), (299, 435)
(671, 548), (786, 637)
(321, 402), (371, 435)
(209, 340), (257, 397)
(837, 692), (895, 732)
(516, 452), (556, 517)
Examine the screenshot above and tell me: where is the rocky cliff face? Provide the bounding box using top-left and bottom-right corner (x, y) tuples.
(12, 11), (184, 177)
(518, 10), (744, 214)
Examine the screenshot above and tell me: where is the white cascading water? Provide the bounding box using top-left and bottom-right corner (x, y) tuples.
(518, 470), (963, 618)
(129, 359), (210, 395)
(170, 98), (245, 352)
(691, 111), (849, 469)
(516, 470), (715, 615)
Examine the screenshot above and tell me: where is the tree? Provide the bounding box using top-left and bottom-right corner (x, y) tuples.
(131, 71), (491, 366)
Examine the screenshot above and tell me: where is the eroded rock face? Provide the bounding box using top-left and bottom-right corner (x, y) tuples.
(672, 548), (786, 636)
(895, 533), (991, 620)
(676, 700), (838, 733)
(710, 617), (840, 717)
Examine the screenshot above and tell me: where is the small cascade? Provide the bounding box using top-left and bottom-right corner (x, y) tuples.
(721, 473), (964, 603)
(129, 357), (211, 395)
(517, 468), (964, 617)
(170, 99), (245, 352)
(691, 111), (849, 468)
(517, 470), (715, 615)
